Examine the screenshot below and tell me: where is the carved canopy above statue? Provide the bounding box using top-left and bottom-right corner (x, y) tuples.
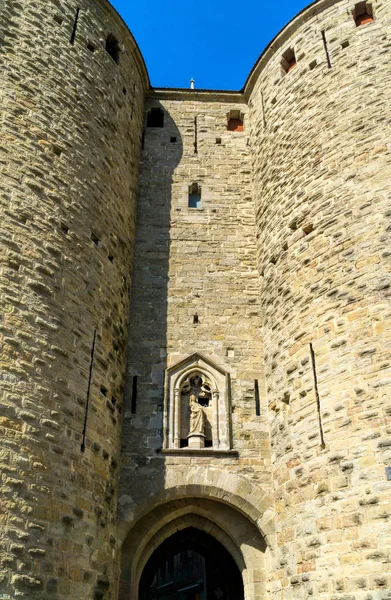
(163, 353), (232, 451)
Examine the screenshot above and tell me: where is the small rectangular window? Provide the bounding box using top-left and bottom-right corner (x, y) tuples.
(147, 107), (164, 128)
(188, 183), (202, 208)
(281, 48), (297, 74)
(105, 33), (121, 64)
(353, 2), (374, 25)
(227, 110), (244, 132)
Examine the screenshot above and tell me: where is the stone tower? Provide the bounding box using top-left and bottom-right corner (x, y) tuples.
(0, 0), (147, 597)
(0, 0), (390, 599)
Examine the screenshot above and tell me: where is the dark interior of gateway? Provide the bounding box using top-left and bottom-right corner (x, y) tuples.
(139, 528), (244, 600)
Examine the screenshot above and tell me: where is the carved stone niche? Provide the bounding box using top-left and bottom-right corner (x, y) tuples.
(163, 353), (232, 451)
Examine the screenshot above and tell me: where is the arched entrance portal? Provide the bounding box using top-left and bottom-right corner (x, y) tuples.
(139, 527), (244, 600)
(118, 482), (274, 600)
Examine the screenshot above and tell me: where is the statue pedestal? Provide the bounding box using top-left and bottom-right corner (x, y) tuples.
(187, 433), (205, 449)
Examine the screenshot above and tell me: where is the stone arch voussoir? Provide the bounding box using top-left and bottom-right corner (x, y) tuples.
(118, 467), (275, 546)
(119, 497), (270, 600)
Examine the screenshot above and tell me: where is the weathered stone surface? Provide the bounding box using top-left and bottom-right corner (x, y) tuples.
(247, 0), (391, 597)
(1, 0), (390, 599)
(0, 0), (147, 597)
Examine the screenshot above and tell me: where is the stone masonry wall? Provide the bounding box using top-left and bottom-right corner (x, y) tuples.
(120, 93), (272, 563)
(2, 0), (391, 598)
(0, 1), (146, 598)
(248, 0), (391, 597)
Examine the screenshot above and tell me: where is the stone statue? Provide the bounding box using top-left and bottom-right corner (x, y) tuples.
(182, 374), (212, 405)
(188, 394), (205, 436)
(190, 375), (203, 399)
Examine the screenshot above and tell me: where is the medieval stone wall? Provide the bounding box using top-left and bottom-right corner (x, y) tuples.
(0, 1), (146, 598)
(120, 93), (273, 595)
(1, 0), (390, 598)
(247, 0), (391, 597)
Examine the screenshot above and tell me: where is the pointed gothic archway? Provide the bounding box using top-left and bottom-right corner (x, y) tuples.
(139, 527), (244, 600)
(118, 495), (270, 600)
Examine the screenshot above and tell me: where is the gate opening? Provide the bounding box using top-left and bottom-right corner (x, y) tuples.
(139, 527), (244, 600)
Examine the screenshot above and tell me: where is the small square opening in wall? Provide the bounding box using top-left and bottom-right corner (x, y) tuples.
(216, 137), (222, 144)
(170, 136), (177, 143)
(227, 110), (244, 132)
(188, 183), (202, 208)
(281, 48), (297, 74)
(91, 232), (101, 246)
(353, 1), (374, 25)
(147, 107), (164, 128)
(105, 33), (121, 64)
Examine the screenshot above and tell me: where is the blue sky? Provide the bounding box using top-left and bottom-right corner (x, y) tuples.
(109, 0), (311, 90)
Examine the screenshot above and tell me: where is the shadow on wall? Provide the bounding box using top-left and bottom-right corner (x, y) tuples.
(119, 496), (269, 600)
(118, 99), (182, 594)
(117, 102), (272, 600)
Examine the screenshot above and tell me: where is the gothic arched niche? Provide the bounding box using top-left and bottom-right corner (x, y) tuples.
(163, 353), (232, 451)
(180, 372), (213, 447)
(139, 527), (244, 600)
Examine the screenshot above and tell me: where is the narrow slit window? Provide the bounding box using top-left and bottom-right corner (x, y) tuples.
(70, 7), (80, 45)
(147, 107), (164, 128)
(194, 116), (198, 153)
(81, 330), (97, 452)
(255, 380), (261, 416)
(353, 1), (374, 25)
(131, 376), (138, 414)
(130, 82), (136, 120)
(188, 183), (201, 208)
(227, 110), (244, 132)
(281, 48), (297, 74)
(105, 33), (121, 64)
(321, 30), (332, 69)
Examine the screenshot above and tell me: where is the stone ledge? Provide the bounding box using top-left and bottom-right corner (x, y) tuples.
(157, 449), (239, 458)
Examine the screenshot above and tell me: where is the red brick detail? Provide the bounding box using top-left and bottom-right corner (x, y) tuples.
(287, 58), (297, 72)
(356, 13), (374, 25)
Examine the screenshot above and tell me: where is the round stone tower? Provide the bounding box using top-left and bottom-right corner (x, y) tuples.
(0, 1), (147, 598)
(247, 0), (391, 596)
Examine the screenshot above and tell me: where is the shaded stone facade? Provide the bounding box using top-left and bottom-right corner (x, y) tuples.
(0, 0), (390, 598)
(0, 1), (147, 597)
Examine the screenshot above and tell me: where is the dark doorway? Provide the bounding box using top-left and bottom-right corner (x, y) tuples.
(139, 527), (244, 600)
